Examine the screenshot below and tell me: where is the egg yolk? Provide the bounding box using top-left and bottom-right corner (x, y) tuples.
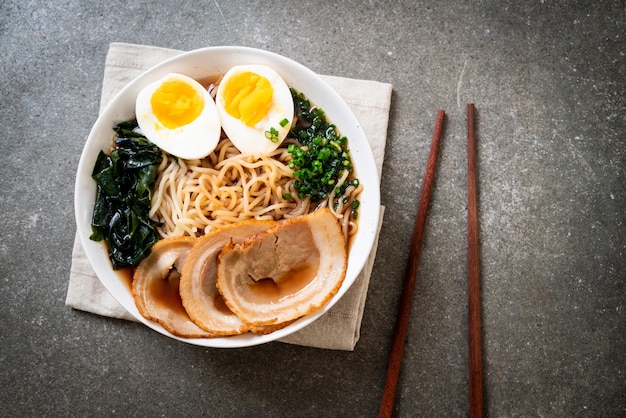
(222, 72), (273, 127)
(151, 80), (204, 129)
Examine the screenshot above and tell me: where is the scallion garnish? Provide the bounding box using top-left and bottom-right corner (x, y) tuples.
(286, 88), (360, 203)
(265, 127), (280, 143)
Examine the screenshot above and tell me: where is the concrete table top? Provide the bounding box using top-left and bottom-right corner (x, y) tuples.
(1, 1), (623, 416)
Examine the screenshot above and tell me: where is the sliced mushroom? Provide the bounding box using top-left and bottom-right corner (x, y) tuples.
(132, 236), (214, 338)
(179, 220), (276, 335)
(216, 207), (347, 326)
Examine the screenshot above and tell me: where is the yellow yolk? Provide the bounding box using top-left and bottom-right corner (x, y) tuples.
(222, 71), (274, 127)
(214, 65), (293, 155)
(150, 79), (205, 129)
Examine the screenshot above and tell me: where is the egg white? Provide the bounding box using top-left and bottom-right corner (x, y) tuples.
(215, 65), (294, 155)
(135, 73), (221, 160)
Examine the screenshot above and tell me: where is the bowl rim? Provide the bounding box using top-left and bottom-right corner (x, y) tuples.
(75, 46), (380, 348)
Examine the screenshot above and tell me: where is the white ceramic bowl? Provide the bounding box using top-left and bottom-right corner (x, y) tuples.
(75, 46), (380, 348)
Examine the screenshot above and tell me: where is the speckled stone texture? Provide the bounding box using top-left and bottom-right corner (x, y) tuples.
(0, 1), (623, 416)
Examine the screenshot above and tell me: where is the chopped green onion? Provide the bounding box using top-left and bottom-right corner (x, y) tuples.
(352, 199), (360, 219)
(330, 141), (342, 152)
(279, 118), (289, 127)
(287, 88), (361, 203)
(265, 127), (280, 143)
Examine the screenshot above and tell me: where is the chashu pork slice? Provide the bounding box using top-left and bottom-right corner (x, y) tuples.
(132, 236), (214, 338)
(216, 207), (347, 327)
(179, 220), (276, 336)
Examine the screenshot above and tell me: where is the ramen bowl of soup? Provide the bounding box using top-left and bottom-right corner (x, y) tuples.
(75, 46), (380, 348)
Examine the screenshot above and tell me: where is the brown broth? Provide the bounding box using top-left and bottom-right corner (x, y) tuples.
(242, 257), (321, 304)
(145, 269), (188, 317)
(213, 293), (236, 316)
(116, 267), (134, 292)
(196, 74), (223, 90)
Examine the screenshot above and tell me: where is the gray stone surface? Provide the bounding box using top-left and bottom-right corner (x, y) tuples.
(1, 1), (624, 416)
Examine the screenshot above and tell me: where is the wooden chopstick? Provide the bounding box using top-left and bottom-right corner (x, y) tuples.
(466, 103), (484, 417)
(378, 110), (445, 418)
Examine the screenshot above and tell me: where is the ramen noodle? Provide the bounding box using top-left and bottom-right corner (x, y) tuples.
(149, 136), (362, 241)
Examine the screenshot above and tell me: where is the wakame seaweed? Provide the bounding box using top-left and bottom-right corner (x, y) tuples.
(287, 88), (360, 217)
(90, 120), (162, 269)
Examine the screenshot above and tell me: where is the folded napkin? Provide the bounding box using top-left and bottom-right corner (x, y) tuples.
(66, 42), (392, 351)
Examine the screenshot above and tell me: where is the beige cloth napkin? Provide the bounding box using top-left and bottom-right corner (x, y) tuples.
(66, 42), (392, 351)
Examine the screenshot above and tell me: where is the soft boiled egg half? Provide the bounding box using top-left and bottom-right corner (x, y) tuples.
(215, 65), (294, 155)
(136, 73), (221, 159)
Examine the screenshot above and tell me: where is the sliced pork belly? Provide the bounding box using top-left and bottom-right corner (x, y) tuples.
(216, 208), (347, 326)
(132, 236), (214, 338)
(179, 220), (275, 335)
